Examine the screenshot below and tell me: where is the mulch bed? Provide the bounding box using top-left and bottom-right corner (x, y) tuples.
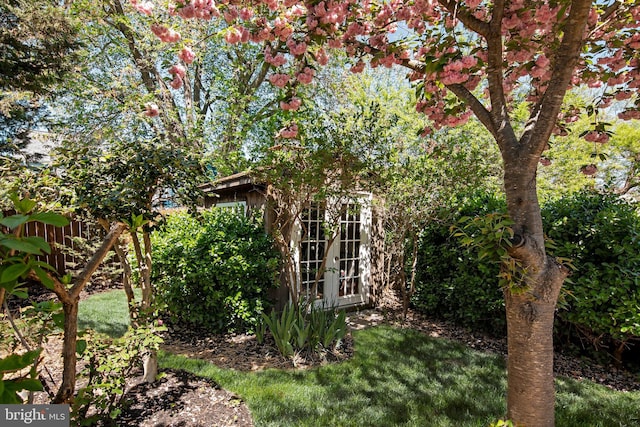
(115, 369), (253, 427)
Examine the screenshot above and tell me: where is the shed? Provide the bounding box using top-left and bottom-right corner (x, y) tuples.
(200, 172), (381, 310)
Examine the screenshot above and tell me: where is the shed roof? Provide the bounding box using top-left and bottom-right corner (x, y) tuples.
(199, 171), (265, 197)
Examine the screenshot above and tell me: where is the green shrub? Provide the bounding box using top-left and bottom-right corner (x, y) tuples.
(412, 191), (507, 333)
(413, 188), (640, 360)
(543, 190), (640, 358)
(151, 209), (280, 334)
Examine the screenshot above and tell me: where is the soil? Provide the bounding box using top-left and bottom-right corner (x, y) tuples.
(15, 286), (640, 426)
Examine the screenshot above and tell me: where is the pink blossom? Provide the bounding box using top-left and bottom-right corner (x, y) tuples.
(607, 73), (627, 86)
(420, 127), (432, 137)
(618, 110), (640, 120)
(588, 7), (599, 26)
(169, 64), (186, 79)
(287, 38), (308, 56)
(176, 1), (220, 20)
(466, 0), (482, 9)
(170, 76), (183, 89)
(530, 66), (546, 79)
(461, 55), (478, 68)
(583, 131), (609, 144)
(328, 38), (343, 49)
(503, 14), (521, 30)
(581, 164), (598, 176)
(350, 61), (365, 73)
(151, 24), (181, 43)
(240, 27), (250, 43)
(379, 54), (396, 68)
(440, 70), (468, 85)
(269, 73), (290, 88)
(239, 7), (253, 20)
(280, 97), (302, 111)
(278, 124), (299, 139)
(178, 47), (196, 64)
(131, 0), (154, 15)
(316, 48), (329, 66)
(539, 157), (552, 166)
(144, 103), (159, 117)
(223, 7), (238, 23)
(296, 67), (315, 84)
(535, 55), (550, 68)
(289, 5), (307, 17)
(265, 51), (287, 67)
(225, 27), (242, 44)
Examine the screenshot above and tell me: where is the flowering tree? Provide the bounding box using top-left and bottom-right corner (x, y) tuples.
(144, 0), (639, 424)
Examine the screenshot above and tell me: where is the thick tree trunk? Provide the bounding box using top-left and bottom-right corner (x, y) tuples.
(501, 156), (569, 426)
(504, 263), (563, 427)
(53, 299), (79, 404)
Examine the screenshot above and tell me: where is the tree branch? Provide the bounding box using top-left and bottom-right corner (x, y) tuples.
(524, 0), (592, 157)
(69, 222), (127, 299)
(447, 83), (497, 138)
(437, 0), (491, 36)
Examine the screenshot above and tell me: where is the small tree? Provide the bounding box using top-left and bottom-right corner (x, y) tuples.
(256, 103), (392, 305)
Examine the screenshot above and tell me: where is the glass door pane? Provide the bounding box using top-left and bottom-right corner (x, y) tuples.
(300, 204), (325, 299)
(339, 204), (361, 297)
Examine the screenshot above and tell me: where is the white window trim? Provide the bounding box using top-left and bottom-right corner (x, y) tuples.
(215, 201), (247, 215)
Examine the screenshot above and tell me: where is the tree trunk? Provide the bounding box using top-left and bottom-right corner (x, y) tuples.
(41, 222), (127, 404)
(505, 282), (558, 426)
(113, 239), (137, 324)
(53, 298), (79, 404)
(131, 232), (152, 312)
(501, 156), (568, 426)
(142, 352), (158, 383)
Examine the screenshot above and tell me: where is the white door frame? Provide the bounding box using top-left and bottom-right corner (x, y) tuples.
(292, 194), (371, 309)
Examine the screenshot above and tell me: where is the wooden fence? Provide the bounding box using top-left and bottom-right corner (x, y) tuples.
(4, 213), (111, 275)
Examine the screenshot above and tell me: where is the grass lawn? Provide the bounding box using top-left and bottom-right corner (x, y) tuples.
(78, 289), (136, 337)
(160, 326), (640, 427)
(78, 291), (640, 426)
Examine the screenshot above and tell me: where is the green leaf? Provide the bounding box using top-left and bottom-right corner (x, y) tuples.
(22, 236), (52, 254)
(12, 378), (43, 392)
(11, 195), (36, 214)
(0, 349), (42, 372)
(0, 215), (28, 230)
(0, 263), (30, 284)
(32, 266), (55, 289)
(10, 289), (28, 299)
(29, 212), (70, 227)
(76, 340), (87, 356)
(52, 313), (65, 329)
(0, 238), (45, 254)
(0, 388), (22, 404)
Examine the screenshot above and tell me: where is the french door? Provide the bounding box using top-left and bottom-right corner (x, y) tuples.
(297, 197), (370, 308)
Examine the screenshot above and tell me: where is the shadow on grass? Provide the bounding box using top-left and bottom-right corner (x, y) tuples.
(77, 316), (130, 338)
(77, 290), (131, 338)
(163, 325), (508, 426)
(161, 325), (640, 426)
